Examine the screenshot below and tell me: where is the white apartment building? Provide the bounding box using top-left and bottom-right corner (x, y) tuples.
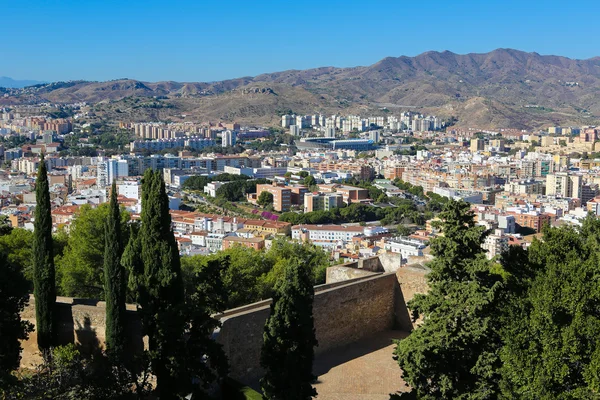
(117, 180), (140, 200)
(97, 159), (128, 187)
(204, 181), (224, 197)
(222, 130), (237, 147)
(546, 172), (582, 199)
(482, 229), (509, 260)
(383, 237), (426, 260)
(292, 224), (365, 247)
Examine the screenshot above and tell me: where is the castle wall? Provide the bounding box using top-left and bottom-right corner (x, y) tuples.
(216, 272), (410, 385)
(19, 260), (427, 387)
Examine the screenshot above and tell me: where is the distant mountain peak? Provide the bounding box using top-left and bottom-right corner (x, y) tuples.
(0, 76), (45, 89)
(3, 48), (600, 129)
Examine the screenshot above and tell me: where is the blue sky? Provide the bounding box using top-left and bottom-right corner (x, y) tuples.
(2, 0), (600, 83)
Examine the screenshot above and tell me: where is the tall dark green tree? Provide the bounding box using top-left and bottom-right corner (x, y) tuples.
(393, 200), (503, 399)
(177, 257), (229, 396)
(260, 256), (318, 400)
(0, 252), (33, 390)
(130, 170), (185, 399)
(104, 182), (126, 362)
(32, 155), (56, 355)
(500, 217), (600, 398)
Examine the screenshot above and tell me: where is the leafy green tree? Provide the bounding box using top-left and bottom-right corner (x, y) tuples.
(181, 239), (329, 310)
(181, 175), (211, 191)
(32, 156), (56, 355)
(257, 191), (274, 207)
(12, 343), (136, 399)
(0, 228), (34, 282)
(57, 203), (129, 298)
(298, 171), (309, 178)
(260, 256), (318, 400)
(104, 182), (127, 363)
(0, 252), (33, 389)
(393, 200), (503, 399)
(500, 217), (600, 398)
(303, 176), (316, 187)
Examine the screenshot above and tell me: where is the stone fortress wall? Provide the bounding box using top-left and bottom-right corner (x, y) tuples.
(19, 255), (430, 386)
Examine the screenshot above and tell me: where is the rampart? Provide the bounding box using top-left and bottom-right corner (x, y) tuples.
(216, 272), (413, 385)
(20, 296), (143, 368)
(19, 256), (429, 386)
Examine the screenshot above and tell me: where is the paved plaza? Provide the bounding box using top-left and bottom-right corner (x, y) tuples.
(313, 330), (411, 400)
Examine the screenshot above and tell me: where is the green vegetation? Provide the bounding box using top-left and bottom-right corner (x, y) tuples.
(123, 170), (228, 398)
(394, 144), (428, 156)
(103, 182), (127, 363)
(280, 201), (423, 226)
(500, 218), (600, 398)
(0, 252), (33, 390)
(0, 228), (34, 282)
(10, 343), (137, 399)
(257, 191), (274, 207)
(223, 377), (265, 399)
(57, 203), (130, 299)
(32, 156), (56, 355)
(181, 173), (251, 191)
(181, 239), (329, 309)
(131, 170), (186, 397)
(393, 201), (600, 399)
(393, 200), (503, 398)
(246, 134), (295, 151)
(215, 178), (270, 202)
(260, 256), (318, 400)
(393, 178), (425, 198)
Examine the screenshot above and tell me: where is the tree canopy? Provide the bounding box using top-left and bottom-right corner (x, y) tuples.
(393, 200), (504, 399)
(57, 203), (130, 299)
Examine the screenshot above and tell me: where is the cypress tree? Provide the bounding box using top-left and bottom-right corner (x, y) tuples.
(104, 181), (126, 362)
(32, 154), (56, 356)
(260, 256), (318, 400)
(137, 170), (185, 399)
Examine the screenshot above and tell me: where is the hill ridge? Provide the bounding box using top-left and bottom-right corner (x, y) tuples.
(3, 48), (600, 129)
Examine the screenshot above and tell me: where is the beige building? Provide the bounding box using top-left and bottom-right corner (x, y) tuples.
(304, 192), (344, 213)
(546, 173), (582, 199)
(470, 138), (485, 152)
(255, 183), (291, 211)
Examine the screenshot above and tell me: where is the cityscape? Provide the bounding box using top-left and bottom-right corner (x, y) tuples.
(3, 1), (600, 399)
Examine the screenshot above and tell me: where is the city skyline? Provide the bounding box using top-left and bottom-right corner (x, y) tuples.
(3, 0), (600, 83)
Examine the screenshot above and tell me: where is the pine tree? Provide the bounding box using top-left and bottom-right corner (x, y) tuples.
(32, 155), (56, 356)
(393, 200), (503, 399)
(137, 170), (185, 399)
(104, 181), (126, 362)
(260, 256), (318, 400)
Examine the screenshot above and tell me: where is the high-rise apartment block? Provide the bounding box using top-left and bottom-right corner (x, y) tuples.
(546, 173), (582, 199)
(470, 138), (485, 152)
(222, 130), (237, 147)
(97, 159), (129, 187)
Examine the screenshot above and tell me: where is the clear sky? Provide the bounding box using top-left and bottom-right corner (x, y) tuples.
(3, 0), (600, 83)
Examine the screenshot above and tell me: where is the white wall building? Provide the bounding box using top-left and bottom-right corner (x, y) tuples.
(222, 130), (237, 147)
(383, 237), (426, 260)
(204, 181), (224, 197)
(292, 224), (365, 247)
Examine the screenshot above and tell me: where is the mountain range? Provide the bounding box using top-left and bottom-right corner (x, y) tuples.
(0, 76), (45, 88)
(3, 48), (600, 129)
